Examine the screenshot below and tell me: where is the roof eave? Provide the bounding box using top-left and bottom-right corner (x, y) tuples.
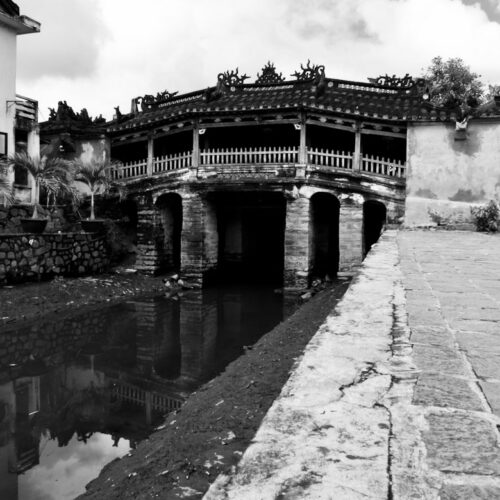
(0, 11), (40, 34)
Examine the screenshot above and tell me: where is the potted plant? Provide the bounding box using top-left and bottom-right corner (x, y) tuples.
(8, 152), (70, 233)
(73, 158), (124, 232)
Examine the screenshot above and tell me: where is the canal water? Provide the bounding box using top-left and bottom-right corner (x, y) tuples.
(0, 284), (295, 500)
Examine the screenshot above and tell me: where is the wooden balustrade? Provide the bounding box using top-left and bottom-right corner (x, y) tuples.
(112, 147), (406, 181)
(153, 151), (192, 173)
(112, 159), (148, 180)
(200, 146), (299, 166)
(361, 154), (406, 178)
(307, 148), (353, 170)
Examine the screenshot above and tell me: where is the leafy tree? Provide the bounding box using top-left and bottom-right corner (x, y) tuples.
(422, 57), (484, 107)
(7, 152), (71, 218)
(485, 84), (500, 101)
(73, 158), (124, 220)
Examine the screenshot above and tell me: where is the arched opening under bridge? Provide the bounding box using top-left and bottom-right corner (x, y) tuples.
(363, 200), (387, 256)
(214, 191), (286, 284)
(156, 193), (183, 272)
(310, 192), (340, 281)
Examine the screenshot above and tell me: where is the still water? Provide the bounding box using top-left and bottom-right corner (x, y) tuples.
(0, 284), (292, 500)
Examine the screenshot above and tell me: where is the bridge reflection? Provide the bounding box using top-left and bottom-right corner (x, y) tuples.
(0, 285), (286, 499)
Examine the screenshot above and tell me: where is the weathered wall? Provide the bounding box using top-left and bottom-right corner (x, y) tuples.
(0, 233), (109, 283)
(41, 136), (110, 164)
(406, 121), (500, 226)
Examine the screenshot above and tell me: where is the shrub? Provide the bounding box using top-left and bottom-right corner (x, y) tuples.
(471, 200), (499, 232)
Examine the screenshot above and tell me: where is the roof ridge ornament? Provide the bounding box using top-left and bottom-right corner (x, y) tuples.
(292, 60), (325, 81)
(138, 90), (179, 112)
(370, 73), (426, 89)
(217, 68), (250, 87)
(256, 62), (285, 84)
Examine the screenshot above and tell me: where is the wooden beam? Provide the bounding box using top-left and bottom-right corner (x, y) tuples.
(360, 128), (406, 139)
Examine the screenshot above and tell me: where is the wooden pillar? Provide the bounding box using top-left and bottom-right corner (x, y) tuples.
(191, 123), (200, 178)
(147, 136), (154, 176)
(284, 194), (310, 289)
(298, 118), (307, 164)
(353, 123), (362, 171)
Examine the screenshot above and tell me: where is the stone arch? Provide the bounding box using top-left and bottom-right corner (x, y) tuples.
(155, 192), (183, 271)
(310, 192), (340, 280)
(363, 199), (387, 256)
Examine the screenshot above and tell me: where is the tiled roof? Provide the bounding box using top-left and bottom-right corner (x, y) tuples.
(108, 77), (432, 133)
(0, 0), (19, 16)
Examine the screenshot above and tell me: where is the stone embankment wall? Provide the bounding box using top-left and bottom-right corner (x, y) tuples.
(0, 232), (109, 283)
(0, 205), (71, 233)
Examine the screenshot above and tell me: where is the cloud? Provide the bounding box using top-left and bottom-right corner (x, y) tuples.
(13, 0), (500, 120)
(461, 0), (500, 23)
(17, 0), (110, 80)
(284, 0), (380, 42)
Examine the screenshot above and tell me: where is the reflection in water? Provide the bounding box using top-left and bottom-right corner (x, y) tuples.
(0, 284), (289, 500)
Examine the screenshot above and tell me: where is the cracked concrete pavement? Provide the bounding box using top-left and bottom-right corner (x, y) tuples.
(203, 230), (500, 499)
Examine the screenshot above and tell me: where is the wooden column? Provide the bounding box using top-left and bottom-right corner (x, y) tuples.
(147, 136), (154, 176)
(299, 119), (307, 164)
(353, 123), (362, 171)
(191, 123), (200, 178)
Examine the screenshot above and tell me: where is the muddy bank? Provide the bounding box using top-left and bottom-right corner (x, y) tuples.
(0, 271), (166, 326)
(78, 280), (350, 500)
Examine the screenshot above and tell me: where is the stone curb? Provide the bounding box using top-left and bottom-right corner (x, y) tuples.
(204, 230), (400, 499)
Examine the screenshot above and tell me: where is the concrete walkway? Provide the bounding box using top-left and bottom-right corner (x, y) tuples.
(204, 230), (500, 500)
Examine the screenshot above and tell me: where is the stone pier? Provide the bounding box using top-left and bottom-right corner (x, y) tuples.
(284, 194), (310, 289)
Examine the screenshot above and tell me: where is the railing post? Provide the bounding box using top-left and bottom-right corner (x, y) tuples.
(191, 122), (200, 178)
(147, 136), (154, 176)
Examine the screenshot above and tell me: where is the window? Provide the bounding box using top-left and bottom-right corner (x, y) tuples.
(0, 132), (7, 156)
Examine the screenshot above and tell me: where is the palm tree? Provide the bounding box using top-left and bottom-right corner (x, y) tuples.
(8, 152), (71, 218)
(0, 159), (13, 207)
(73, 158), (123, 220)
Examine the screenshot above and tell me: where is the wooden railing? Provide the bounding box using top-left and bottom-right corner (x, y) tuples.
(361, 155), (406, 178)
(112, 147), (406, 181)
(200, 146), (299, 166)
(154, 151), (192, 173)
(112, 159), (148, 180)
(308, 148), (353, 170)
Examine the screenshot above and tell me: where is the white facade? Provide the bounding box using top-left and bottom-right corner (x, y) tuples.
(0, 2), (40, 195)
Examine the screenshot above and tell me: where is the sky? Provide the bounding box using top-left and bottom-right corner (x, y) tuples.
(14, 0), (500, 121)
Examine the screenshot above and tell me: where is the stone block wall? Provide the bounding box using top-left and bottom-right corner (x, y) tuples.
(284, 196), (310, 289)
(338, 200), (363, 274)
(0, 232), (109, 284)
(181, 192), (218, 287)
(135, 204), (164, 273)
(0, 205), (71, 234)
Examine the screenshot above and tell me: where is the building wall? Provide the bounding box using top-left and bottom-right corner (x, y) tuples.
(0, 25), (17, 158)
(406, 121), (500, 226)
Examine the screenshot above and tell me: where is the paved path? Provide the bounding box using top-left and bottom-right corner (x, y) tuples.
(396, 230), (500, 499)
(204, 230), (500, 499)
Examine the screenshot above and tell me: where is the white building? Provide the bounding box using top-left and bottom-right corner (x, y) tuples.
(0, 0), (40, 201)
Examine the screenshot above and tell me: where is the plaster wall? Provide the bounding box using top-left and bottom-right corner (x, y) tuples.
(0, 25), (17, 157)
(406, 121), (500, 226)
